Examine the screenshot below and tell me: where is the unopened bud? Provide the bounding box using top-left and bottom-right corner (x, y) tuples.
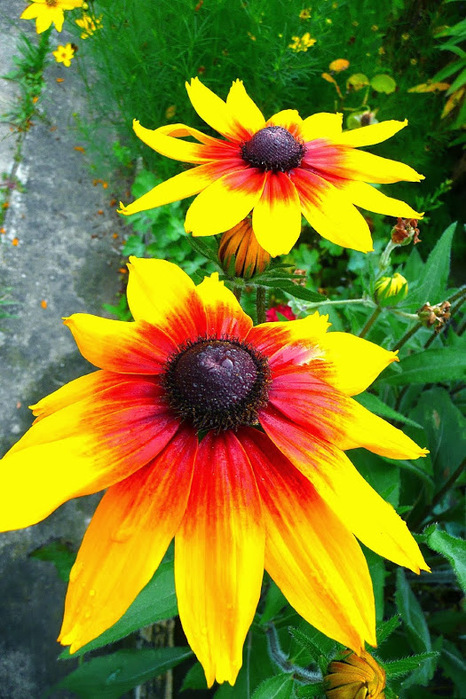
(325, 649), (386, 698)
(218, 218), (271, 279)
(418, 301), (451, 332)
(374, 272), (408, 306)
(391, 217), (421, 246)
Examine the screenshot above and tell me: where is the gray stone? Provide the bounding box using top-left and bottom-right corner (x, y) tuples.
(0, 4), (125, 696)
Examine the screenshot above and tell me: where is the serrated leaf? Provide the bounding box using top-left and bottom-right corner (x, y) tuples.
(424, 525), (466, 592)
(251, 673), (294, 699)
(376, 615), (401, 644)
(371, 74), (397, 93)
(355, 393), (422, 429)
(186, 235), (220, 265)
(260, 279), (325, 302)
(402, 223), (456, 309)
(60, 558), (177, 658)
(383, 651), (440, 679)
(55, 647), (192, 699)
(381, 348), (466, 385)
(296, 683), (326, 698)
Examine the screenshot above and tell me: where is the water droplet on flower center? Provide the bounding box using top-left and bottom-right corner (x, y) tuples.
(241, 126), (304, 172)
(163, 338), (270, 432)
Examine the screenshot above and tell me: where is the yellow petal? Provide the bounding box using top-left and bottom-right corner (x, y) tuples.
(64, 315), (175, 373)
(342, 181), (423, 218)
(118, 163), (217, 216)
(333, 119), (408, 147)
(301, 112), (343, 140)
(293, 170), (374, 252)
(320, 331), (398, 395)
(59, 428), (197, 652)
(340, 398), (429, 459)
(241, 429), (376, 650)
(30, 371), (119, 421)
(266, 109), (303, 134)
(20, 5), (41, 19)
(126, 258), (204, 344)
(260, 410), (429, 573)
(175, 432), (264, 687)
(195, 273), (253, 338)
(133, 119), (207, 163)
(186, 77), (239, 140)
(343, 149), (424, 184)
(252, 172), (302, 256)
(226, 79), (265, 135)
(184, 168), (266, 237)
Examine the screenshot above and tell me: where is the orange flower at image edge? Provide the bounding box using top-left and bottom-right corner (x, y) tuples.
(119, 78), (424, 256)
(0, 259), (429, 687)
(20, 0), (84, 34)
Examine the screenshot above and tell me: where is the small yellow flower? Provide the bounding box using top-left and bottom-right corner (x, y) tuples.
(299, 8), (311, 20)
(75, 13), (102, 38)
(289, 32), (316, 52)
(165, 105), (177, 119)
(52, 43), (75, 67)
(325, 649), (386, 698)
(329, 58), (350, 73)
(20, 0), (83, 34)
(218, 218), (271, 279)
(374, 273), (408, 306)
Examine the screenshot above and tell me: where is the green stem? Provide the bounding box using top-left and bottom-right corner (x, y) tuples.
(393, 322), (423, 351)
(265, 625), (321, 683)
(359, 306), (382, 339)
(256, 286), (266, 324)
(232, 285), (242, 304)
(379, 240), (397, 272)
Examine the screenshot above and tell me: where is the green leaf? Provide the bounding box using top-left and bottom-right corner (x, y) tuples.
(55, 647), (192, 699)
(260, 580), (288, 625)
(186, 235), (220, 265)
(439, 639), (466, 693)
(376, 615), (401, 644)
(355, 392), (422, 429)
(29, 539), (76, 582)
(60, 558), (177, 658)
(296, 683), (326, 698)
(122, 234), (146, 257)
(381, 348), (466, 385)
(370, 74), (397, 93)
(395, 570), (436, 687)
(251, 673), (294, 699)
(424, 524), (466, 592)
(402, 222), (456, 310)
(383, 652), (440, 679)
(259, 279), (325, 302)
(181, 661), (208, 691)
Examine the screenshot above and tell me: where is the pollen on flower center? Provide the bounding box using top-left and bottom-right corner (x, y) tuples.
(241, 126), (305, 172)
(162, 338), (270, 432)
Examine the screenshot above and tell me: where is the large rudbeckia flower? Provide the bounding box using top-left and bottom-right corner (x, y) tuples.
(119, 79), (424, 256)
(20, 0), (83, 34)
(0, 258), (428, 686)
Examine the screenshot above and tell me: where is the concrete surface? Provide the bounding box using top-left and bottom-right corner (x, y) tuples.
(0, 4), (124, 696)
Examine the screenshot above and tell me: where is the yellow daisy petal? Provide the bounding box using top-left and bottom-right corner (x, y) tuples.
(334, 119), (408, 147)
(252, 172), (302, 256)
(343, 149), (424, 184)
(133, 119), (207, 163)
(342, 181), (423, 218)
(186, 77), (238, 140)
(226, 79), (265, 135)
(301, 112), (343, 140)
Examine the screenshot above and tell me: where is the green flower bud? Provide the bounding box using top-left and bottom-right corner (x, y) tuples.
(374, 272), (408, 306)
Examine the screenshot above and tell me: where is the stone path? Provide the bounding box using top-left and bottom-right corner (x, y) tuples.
(0, 4), (123, 696)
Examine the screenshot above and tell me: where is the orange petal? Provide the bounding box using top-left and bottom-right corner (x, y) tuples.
(259, 407), (429, 573)
(64, 315), (176, 373)
(240, 428), (376, 650)
(59, 427), (197, 652)
(30, 370), (118, 421)
(127, 258), (206, 345)
(194, 272), (253, 339)
(252, 172), (302, 256)
(0, 379), (179, 531)
(175, 431), (264, 687)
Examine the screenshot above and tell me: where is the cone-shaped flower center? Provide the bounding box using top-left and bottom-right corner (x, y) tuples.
(241, 126), (305, 172)
(163, 339), (270, 431)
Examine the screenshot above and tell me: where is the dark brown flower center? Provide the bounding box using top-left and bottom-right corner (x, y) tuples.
(162, 338), (270, 432)
(241, 126), (305, 172)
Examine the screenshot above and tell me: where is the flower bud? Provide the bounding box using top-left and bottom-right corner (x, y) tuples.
(391, 217), (421, 246)
(218, 218), (271, 279)
(374, 273), (408, 306)
(418, 301), (451, 332)
(325, 649), (386, 698)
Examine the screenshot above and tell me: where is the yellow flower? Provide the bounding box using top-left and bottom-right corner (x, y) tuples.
(0, 258), (428, 686)
(218, 217), (271, 278)
(118, 79), (424, 257)
(75, 13), (102, 38)
(374, 273), (408, 306)
(289, 32), (317, 52)
(299, 8), (311, 20)
(20, 0), (83, 34)
(329, 58), (350, 72)
(325, 649), (386, 698)
(52, 43), (75, 67)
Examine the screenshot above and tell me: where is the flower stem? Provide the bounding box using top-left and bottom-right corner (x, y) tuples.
(392, 322), (423, 351)
(359, 306), (382, 339)
(256, 286), (267, 324)
(265, 624), (321, 683)
(379, 240), (397, 272)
